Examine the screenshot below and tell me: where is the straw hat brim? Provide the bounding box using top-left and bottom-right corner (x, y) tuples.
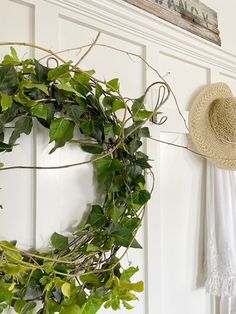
(189, 82), (236, 170)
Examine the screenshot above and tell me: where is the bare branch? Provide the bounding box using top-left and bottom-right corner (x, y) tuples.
(74, 32), (101, 67)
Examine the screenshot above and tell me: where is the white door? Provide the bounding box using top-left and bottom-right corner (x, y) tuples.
(1, 1), (236, 314)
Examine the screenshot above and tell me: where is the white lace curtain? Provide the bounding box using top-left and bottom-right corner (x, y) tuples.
(205, 162), (236, 314)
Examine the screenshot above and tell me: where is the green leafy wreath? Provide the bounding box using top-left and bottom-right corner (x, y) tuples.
(0, 45), (169, 314)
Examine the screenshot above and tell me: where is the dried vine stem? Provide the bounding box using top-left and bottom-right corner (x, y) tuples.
(74, 32), (101, 66)
(39, 41), (188, 130)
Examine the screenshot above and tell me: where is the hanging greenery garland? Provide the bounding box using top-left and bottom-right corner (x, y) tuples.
(0, 46), (169, 314)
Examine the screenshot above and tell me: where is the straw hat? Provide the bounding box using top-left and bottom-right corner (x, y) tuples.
(188, 82), (236, 170)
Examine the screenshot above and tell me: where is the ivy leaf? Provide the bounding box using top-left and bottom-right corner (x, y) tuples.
(0, 102), (20, 124)
(30, 104), (48, 120)
(56, 83), (84, 98)
(47, 64), (70, 81)
(67, 105), (85, 124)
(112, 99), (125, 112)
(104, 123), (114, 142)
(1, 93), (13, 111)
(51, 232), (69, 250)
(120, 281), (144, 292)
(120, 266), (139, 282)
(61, 282), (71, 298)
(24, 82), (49, 96)
(138, 127), (150, 138)
(0, 241), (22, 261)
(2, 47), (20, 65)
(132, 190), (151, 206)
(81, 295), (103, 314)
(0, 64), (18, 95)
(80, 120), (103, 142)
(14, 300), (26, 313)
(9, 116), (33, 146)
(20, 301), (37, 314)
(2, 263), (24, 275)
(0, 142), (12, 153)
(94, 156), (122, 184)
(131, 96), (145, 115)
(80, 274), (101, 287)
(49, 118), (75, 153)
(109, 224), (141, 248)
(129, 139), (142, 154)
(86, 205), (106, 228)
(61, 305), (82, 314)
(134, 110), (153, 121)
(80, 143), (103, 154)
(23, 279), (43, 301)
(123, 301), (134, 310)
(106, 78), (119, 92)
(0, 285), (12, 308)
(34, 60), (49, 83)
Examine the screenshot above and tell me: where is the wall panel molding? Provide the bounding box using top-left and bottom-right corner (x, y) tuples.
(44, 0), (236, 74)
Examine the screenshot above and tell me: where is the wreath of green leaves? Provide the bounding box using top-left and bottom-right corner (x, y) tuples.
(0, 47), (169, 314)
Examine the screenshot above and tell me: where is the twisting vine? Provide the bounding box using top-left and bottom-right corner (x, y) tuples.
(0, 44), (170, 314)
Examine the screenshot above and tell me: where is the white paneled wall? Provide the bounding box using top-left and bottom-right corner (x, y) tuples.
(1, 0), (236, 313)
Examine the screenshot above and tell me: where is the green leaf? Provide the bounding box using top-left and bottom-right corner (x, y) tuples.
(80, 143), (103, 154)
(138, 127), (150, 138)
(86, 205), (106, 228)
(129, 139), (142, 154)
(0, 102), (19, 124)
(104, 123), (114, 142)
(34, 60), (49, 83)
(94, 156), (122, 184)
(95, 84), (103, 99)
(134, 110), (153, 121)
(0, 64), (18, 95)
(122, 301), (134, 310)
(2, 47), (20, 65)
(106, 78), (119, 92)
(30, 104), (48, 120)
(120, 281), (144, 292)
(109, 225), (138, 248)
(24, 82), (49, 96)
(61, 282), (71, 298)
(23, 278), (43, 301)
(81, 295), (103, 314)
(132, 190), (151, 205)
(131, 96), (145, 115)
(20, 301), (37, 314)
(80, 274), (101, 287)
(1, 93), (13, 111)
(74, 70), (95, 84)
(67, 105), (85, 124)
(0, 285), (12, 306)
(61, 304), (82, 314)
(112, 99), (125, 112)
(0, 241), (22, 261)
(56, 83), (84, 98)
(0, 141), (12, 153)
(51, 232), (69, 250)
(49, 118), (75, 153)
(2, 263), (24, 275)
(121, 267), (139, 282)
(47, 64), (70, 81)
(9, 116), (33, 145)
(107, 205), (122, 224)
(80, 120), (103, 142)
(14, 300), (26, 313)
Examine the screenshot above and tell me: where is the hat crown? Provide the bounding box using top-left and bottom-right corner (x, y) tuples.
(209, 98), (236, 144)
